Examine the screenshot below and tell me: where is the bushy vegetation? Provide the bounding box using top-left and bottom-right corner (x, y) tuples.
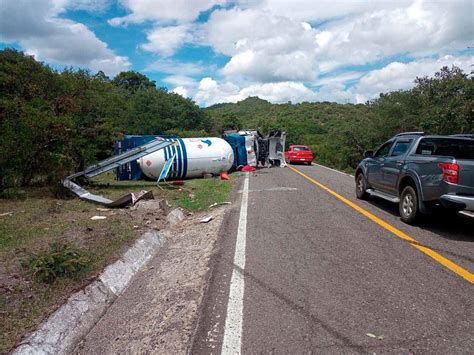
(0, 49), (210, 192)
(207, 67), (473, 172)
(1, 48), (472, 189)
(27, 243), (91, 283)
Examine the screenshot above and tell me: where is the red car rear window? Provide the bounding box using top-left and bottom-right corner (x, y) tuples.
(293, 146), (310, 151)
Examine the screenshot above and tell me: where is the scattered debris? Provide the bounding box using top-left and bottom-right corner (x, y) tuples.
(188, 192), (196, 200)
(209, 202), (231, 208)
(166, 208), (186, 226)
(242, 165), (256, 172)
(0, 212), (13, 217)
(200, 216), (213, 223)
(366, 333), (384, 340)
(90, 216), (107, 220)
(132, 190), (154, 205)
(63, 138), (173, 207)
(96, 208), (110, 212)
(172, 180), (185, 186)
(220, 171), (230, 180)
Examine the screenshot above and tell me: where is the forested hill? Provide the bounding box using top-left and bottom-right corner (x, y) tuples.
(206, 69), (473, 172)
(0, 48), (472, 192)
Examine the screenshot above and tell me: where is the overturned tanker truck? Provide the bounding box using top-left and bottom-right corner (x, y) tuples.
(136, 130), (287, 180)
(63, 130), (286, 207)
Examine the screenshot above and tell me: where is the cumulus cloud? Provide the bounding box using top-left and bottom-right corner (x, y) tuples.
(194, 77), (242, 106)
(352, 55), (472, 103)
(192, 54), (472, 106)
(146, 59), (206, 76)
(109, 0), (226, 26)
(193, 77), (319, 106)
(163, 75), (198, 87)
(140, 25), (192, 56)
(260, 0), (414, 22)
(0, 0), (129, 76)
(172, 86), (189, 98)
(313, 0), (472, 71)
(55, 0), (112, 12)
(202, 0), (472, 85)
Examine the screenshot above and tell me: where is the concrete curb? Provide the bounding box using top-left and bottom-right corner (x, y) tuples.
(14, 230), (163, 355)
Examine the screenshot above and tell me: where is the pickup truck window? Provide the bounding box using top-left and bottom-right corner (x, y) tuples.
(374, 141), (393, 158)
(391, 140), (412, 157)
(416, 138), (474, 159)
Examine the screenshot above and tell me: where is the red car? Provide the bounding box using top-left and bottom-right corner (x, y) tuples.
(285, 145), (314, 165)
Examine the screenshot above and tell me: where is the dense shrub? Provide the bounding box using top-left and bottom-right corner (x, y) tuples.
(27, 243), (91, 283)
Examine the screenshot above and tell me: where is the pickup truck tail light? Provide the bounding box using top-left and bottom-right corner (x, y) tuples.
(438, 162), (459, 184)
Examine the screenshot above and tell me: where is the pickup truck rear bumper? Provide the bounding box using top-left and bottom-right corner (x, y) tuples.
(440, 194), (474, 211)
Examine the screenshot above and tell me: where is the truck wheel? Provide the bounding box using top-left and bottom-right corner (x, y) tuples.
(399, 186), (419, 224)
(355, 173), (369, 200)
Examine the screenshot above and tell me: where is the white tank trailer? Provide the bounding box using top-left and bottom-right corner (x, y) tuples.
(138, 137), (234, 180)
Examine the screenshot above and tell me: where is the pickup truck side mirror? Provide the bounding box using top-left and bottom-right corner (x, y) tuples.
(364, 150), (374, 158)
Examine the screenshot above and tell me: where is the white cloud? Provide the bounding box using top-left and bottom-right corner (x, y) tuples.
(200, 0), (472, 86)
(109, 0), (226, 26)
(194, 77), (242, 106)
(0, 0), (129, 76)
(313, 0), (472, 71)
(239, 81), (318, 103)
(352, 55), (472, 103)
(205, 8), (319, 82)
(172, 86), (189, 97)
(54, 0), (112, 12)
(146, 59), (206, 75)
(193, 77), (319, 106)
(260, 0), (413, 22)
(192, 54), (472, 106)
(163, 75), (198, 87)
(140, 25), (191, 56)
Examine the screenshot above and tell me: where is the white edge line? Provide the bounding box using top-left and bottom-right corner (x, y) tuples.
(221, 173), (249, 354)
(460, 211), (474, 218)
(311, 162), (354, 177)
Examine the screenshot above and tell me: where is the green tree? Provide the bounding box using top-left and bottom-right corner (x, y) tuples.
(414, 66), (473, 134)
(112, 71), (156, 93)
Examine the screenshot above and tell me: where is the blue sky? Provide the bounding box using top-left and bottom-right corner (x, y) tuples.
(1, 0), (472, 106)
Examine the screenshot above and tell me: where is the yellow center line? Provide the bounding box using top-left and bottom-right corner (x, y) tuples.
(288, 165), (474, 284)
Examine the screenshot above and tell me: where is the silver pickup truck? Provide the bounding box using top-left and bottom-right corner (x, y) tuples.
(355, 132), (474, 224)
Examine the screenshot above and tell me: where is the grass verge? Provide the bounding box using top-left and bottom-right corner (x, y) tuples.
(0, 173), (233, 353)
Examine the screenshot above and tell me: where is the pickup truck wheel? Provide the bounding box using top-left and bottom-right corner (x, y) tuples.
(399, 186), (419, 224)
(355, 173), (369, 200)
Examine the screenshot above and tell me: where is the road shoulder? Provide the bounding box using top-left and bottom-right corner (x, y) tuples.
(74, 203), (233, 354)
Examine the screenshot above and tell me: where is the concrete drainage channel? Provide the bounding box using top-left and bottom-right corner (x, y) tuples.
(14, 230), (163, 355)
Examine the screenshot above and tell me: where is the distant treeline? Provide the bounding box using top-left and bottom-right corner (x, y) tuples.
(0, 49), (210, 191)
(207, 67), (473, 172)
(1, 48), (472, 192)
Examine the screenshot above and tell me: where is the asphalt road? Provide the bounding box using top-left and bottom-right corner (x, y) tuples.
(192, 164), (474, 353)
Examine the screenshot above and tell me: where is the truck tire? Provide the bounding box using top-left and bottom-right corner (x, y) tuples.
(399, 185), (419, 224)
(355, 173), (369, 200)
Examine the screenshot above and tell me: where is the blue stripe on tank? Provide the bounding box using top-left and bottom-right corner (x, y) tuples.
(178, 138), (187, 178)
(171, 144), (177, 177)
(176, 140), (182, 178)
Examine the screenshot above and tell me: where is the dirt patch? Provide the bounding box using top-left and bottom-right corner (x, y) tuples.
(74, 205), (229, 354)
